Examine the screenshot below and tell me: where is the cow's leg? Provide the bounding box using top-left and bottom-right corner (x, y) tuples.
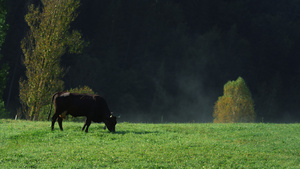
(51, 107), (62, 131)
(57, 116), (63, 131)
(84, 119), (92, 133)
(51, 114), (58, 130)
(82, 119), (87, 131)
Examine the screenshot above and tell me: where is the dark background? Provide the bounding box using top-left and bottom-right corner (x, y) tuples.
(2, 0), (300, 122)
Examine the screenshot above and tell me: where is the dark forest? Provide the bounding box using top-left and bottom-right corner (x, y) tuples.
(2, 0), (300, 122)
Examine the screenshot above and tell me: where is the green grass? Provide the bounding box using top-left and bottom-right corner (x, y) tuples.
(0, 119), (299, 168)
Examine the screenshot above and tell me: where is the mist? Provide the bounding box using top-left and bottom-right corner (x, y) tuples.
(113, 73), (217, 123)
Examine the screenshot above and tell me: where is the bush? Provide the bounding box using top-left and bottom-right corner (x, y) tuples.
(0, 101), (9, 119)
(67, 85), (96, 95)
(213, 77), (256, 123)
(39, 104), (52, 121)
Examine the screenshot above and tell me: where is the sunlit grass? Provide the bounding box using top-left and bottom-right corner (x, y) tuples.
(0, 119), (299, 168)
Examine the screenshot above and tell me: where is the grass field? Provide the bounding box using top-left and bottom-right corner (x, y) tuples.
(0, 119), (299, 168)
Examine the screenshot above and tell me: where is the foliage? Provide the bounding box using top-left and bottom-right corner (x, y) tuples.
(0, 55), (9, 119)
(0, 0), (8, 47)
(19, 0), (85, 120)
(0, 59), (8, 97)
(0, 101), (9, 118)
(0, 0), (9, 118)
(1, 119), (299, 168)
(213, 77), (256, 123)
(67, 85), (96, 95)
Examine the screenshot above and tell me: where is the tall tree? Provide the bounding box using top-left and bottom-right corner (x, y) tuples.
(20, 0), (85, 120)
(0, 0), (9, 118)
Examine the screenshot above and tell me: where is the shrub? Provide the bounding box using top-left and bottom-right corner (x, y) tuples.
(0, 101), (9, 119)
(67, 86), (96, 95)
(213, 77), (256, 123)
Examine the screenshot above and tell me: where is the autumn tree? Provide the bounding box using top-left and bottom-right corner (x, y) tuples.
(213, 77), (256, 123)
(20, 0), (85, 120)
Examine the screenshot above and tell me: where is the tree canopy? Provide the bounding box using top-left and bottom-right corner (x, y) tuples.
(213, 77), (256, 123)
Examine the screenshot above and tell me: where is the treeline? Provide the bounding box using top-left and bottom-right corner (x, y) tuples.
(2, 0), (300, 122)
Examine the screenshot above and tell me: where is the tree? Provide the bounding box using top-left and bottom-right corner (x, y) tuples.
(0, 0), (9, 118)
(213, 77), (256, 123)
(20, 0), (85, 120)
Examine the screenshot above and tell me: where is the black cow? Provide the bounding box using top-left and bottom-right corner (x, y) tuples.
(48, 92), (117, 132)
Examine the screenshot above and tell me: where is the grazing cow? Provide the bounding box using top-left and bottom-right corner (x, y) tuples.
(48, 92), (117, 132)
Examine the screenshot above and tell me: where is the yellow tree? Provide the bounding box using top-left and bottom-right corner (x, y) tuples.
(213, 77), (256, 123)
(20, 0), (85, 120)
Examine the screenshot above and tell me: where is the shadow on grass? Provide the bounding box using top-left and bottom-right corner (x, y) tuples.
(113, 130), (160, 135)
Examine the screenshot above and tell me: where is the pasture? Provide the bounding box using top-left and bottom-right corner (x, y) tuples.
(0, 119), (299, 168)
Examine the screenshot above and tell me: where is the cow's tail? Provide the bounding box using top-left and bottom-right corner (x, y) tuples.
(48, 92), (60, 121)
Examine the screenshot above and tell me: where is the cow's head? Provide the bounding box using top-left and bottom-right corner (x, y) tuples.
(105, 115), (117, 132)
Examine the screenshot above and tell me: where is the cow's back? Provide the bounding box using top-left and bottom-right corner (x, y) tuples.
(55, 93), (111, 121)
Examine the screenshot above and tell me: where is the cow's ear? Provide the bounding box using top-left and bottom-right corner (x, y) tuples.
(110, 115), (113, 118)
